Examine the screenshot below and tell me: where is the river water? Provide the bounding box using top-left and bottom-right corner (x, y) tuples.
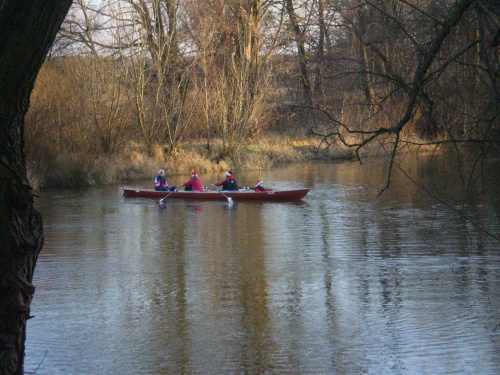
(26, 157), (500, 374)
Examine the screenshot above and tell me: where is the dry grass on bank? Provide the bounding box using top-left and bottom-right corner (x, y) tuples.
(29, 134), (323, 189)
(28, 131), (447, 190)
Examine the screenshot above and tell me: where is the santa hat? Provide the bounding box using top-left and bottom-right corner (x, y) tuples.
(191, 171), (198, 177)
(226, 171), (232, 176)
(256, 180), (263, 187)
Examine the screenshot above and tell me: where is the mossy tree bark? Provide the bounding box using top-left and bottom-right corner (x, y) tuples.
(0, 1), (72, 374)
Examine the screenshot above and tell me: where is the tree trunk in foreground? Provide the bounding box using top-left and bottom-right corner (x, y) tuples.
(0, 1), (72, 374)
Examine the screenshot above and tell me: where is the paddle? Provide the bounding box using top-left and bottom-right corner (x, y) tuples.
(159, 189), (176, 203)
(208, 187), (233, 204)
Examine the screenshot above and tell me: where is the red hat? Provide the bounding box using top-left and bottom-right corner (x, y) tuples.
(226, 171), (232, 176)
(191, 171), (198, 177)
(256, 180), (263, 186)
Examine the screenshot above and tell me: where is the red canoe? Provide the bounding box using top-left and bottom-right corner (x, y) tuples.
(123, 187), (309, 202)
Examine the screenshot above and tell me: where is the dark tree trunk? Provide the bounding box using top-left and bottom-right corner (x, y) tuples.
(0, 1), (72, 374)
(285, 0), (313, 105)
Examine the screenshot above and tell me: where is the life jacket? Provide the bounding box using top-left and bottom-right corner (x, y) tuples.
(155, 176), (168, 190)
(222, 177), (238, 191)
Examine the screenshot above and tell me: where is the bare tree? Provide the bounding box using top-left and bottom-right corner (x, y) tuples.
(118, 0), (195, 154)
(281, 0), (341, 106)
(190, 0), (276, 158)
(285, 0), (313, 105)
(309, 0), (500, 195)
(74, 56), (129, 154)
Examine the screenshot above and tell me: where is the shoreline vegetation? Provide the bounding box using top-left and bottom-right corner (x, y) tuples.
(28, 133), (329, 190)
(28, 130), (454, 191)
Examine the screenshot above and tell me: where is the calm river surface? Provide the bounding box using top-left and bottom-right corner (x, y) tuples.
(26, 157), (500, 374)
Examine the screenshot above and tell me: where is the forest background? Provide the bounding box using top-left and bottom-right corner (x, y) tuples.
(26, 0), (500, 191)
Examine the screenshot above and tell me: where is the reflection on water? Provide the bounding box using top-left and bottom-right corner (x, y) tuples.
(26, 158), (500, 374)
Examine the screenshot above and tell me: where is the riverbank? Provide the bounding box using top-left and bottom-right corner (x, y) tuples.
(27, 134), (323, 190)
(28, 131), (452, 191)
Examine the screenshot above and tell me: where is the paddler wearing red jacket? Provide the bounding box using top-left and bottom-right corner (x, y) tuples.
(181, 171), (204, 192)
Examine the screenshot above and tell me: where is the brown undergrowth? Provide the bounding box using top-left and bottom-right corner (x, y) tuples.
(28, 134), (325, 190)
(28, 130), (446, 190)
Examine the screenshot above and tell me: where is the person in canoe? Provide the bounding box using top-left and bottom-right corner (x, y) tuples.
(214, 171), (239, 191)
(181, 171), (204, 192)
(254, 180), (271, 192)
(155, 170), (177, 191)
